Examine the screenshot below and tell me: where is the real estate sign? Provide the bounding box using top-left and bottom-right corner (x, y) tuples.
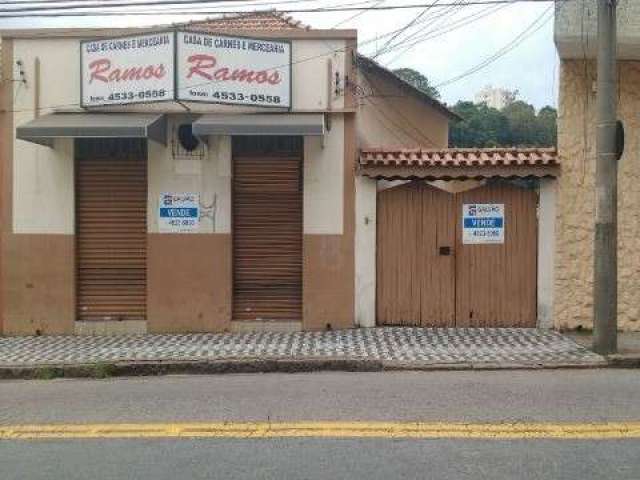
(462, 204), (505, 244)
(158, 193), (200, 233)
(175, 32), (291, 108)
(81, 32), (175, 107)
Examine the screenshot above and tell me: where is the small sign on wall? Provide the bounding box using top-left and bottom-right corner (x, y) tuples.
(462, 204), (504, 244)
(158, 193), (200, 233)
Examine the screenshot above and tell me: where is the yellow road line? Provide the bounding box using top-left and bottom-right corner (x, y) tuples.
(2, 421), (640, 440)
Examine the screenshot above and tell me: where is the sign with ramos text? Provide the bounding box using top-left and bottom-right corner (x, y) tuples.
(462, 204), (504, 244)
(176, 32), (291, 108)
(158, 193), (200, 233)
(81, 32), (175, 107)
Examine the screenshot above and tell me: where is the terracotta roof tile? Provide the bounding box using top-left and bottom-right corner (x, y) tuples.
(359, 147), (559, 179)
(360, 147), (558, 168)
(183, 11), (309, 32)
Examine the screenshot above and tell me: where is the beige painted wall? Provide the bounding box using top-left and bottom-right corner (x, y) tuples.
(148, 117), (232, 235)
(556, 60), (640, 331)
(354, 174), (376, 327)
(10, 35), (347, 236)
(304, 114), (344, 235)
(13, 39), (78, 234)
(356, 67), (449, 149)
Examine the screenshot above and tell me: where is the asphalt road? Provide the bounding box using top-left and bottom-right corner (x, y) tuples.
(2, 370), (640, 479)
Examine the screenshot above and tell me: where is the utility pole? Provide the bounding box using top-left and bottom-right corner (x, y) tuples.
(593, 0), (618, 355)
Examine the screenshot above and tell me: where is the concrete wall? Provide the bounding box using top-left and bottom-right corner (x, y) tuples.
(555, 0), (640, 60)
(354, 174), (376, 327)
(2, 38), (76, 335)
(356, 67), (450, 148)
(555, 59), (640, 331)
(537, 178), (556, 329)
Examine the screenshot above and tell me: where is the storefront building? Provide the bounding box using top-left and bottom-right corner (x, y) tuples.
(0, 13), (458, 335)
(0, 12), (558, 336)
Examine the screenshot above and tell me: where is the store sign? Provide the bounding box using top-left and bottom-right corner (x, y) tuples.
(175, 32), (291, 108)
(81, 32), (175, 107)
(158, 193), (200, 233)
(462, 204), (504, 244)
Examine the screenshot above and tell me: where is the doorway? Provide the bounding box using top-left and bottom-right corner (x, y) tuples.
(75, 138), (147, 322)
(232, 136), (304, 322)
(376, 181), (537, 327)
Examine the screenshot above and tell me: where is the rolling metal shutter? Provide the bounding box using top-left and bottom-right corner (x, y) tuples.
(232, 137), (303, 322)
(75, 139), (147, 321)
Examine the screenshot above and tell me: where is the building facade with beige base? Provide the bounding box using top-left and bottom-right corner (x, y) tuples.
(0, 13), (463, 336)
(0, 12), (560, 336)
(555, 0), (640, 331)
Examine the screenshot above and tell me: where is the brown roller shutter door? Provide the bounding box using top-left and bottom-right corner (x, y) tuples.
(232, 137), (303, 322)
(75, 139), (147, 322)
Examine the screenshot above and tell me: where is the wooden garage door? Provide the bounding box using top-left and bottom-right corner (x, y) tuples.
(455, 183), (537, 327)
(76, 139), (147, 322)
(232, 137), (303, 322)
(377, 182), (456, 327)
(377, 181), (537, 328)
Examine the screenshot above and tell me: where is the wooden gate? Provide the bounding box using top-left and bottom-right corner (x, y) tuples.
(377, 183), (455, 326)
(376, 181), (537, 327)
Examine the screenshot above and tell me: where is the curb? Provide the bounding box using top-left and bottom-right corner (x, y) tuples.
(0, 356), (616, 380)
(0, 358), (384, 380)
(606, 354), (640, 368)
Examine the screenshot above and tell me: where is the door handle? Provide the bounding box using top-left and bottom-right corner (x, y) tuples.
(439, 246), (452, 256)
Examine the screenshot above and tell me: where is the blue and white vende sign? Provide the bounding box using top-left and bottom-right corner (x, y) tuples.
(158, 193), (200, 233)
(462, 203), (504, 244)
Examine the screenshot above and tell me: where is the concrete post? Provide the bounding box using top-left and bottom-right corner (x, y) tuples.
(593, 0), (618, 354)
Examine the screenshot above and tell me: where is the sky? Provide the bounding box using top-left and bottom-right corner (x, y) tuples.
(0, 0), (559, 109)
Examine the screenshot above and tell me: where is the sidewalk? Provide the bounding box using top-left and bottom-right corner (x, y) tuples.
(566, 331), (640, 368)
(0, 328), (606, 379)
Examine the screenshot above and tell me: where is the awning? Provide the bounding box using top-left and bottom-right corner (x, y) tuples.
(16, 113), (167, 147)
(192, 113), (325, 137)
(359, 147), (559, 180)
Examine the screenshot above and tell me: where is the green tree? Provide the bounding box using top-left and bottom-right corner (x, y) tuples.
(392, 67), (441, 99)
(449, 101), (509, 147)
(536, 106), (557, 147)
(449, 100), (557, 148)
(502, 100), (538, 146)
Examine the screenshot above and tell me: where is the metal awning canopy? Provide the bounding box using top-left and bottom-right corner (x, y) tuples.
(16, 113), (167, 147)
(192, 113), (325, 137)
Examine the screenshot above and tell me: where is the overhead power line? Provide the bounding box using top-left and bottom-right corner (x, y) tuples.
(375, 0), (465, 58)
(0, 0), (558, 17)
(0, 1), (558, 119)
(383, 1), (510, 65)
(372, 0), (441, 58)
(434, 3), (554, 88)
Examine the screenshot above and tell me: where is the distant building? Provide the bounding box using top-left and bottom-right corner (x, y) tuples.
(474, 85), (518, 110)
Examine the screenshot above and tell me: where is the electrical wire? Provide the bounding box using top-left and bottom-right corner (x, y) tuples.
(331, 0), (384, 28)
(433, 4), (554, 88)
(375, 0), (463, 58)
(0, 0), (559, 119)
(0, 0), (558, 18)
(372, 0), (441, 58)
(382, 1), (509, 65)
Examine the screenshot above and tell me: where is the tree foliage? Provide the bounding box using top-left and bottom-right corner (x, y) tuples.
(449, 100), (557, 148)
(392, 67), (441, 100)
